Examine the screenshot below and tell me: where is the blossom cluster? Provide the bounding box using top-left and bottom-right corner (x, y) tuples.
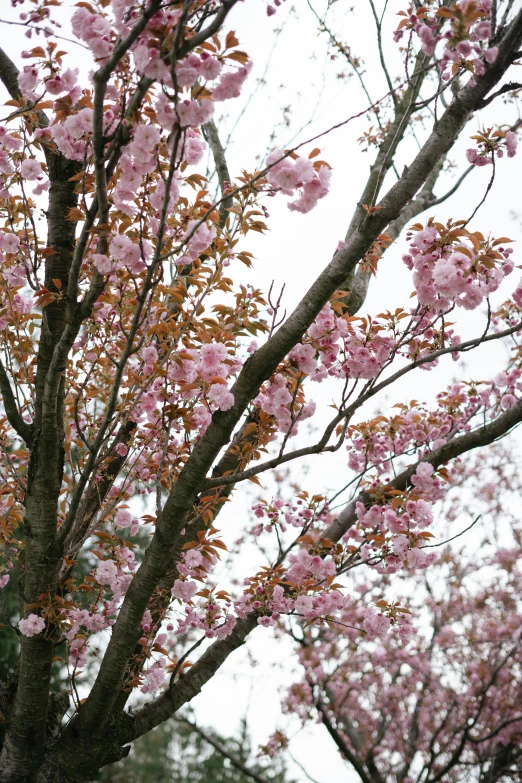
(340, 462), (441, 574)
(255, 302), (397, 437)
(341, 370), (522, 576)
(235, 558), (347, 628)
(307, 303), (395, 380)
(251, 494), (328, 537)
(345, 382), (506, 478)
(403, 221), (514, 314)
(395, 1), (499, 81)
(19, 613), (46, 638)
(265, 150), (332, 214)
(466, 129), (518, 166)
(256, 373), (316, 435)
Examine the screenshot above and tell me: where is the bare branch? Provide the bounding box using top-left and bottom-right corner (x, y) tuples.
(202, 119), (233, 228)
(176, 716), (272, 783)
(478, 80), (522, 108)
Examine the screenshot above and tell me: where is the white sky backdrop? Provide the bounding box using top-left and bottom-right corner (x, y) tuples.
(1, 1), (522, 780)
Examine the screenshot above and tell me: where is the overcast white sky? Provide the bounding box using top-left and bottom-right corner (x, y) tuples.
(1, 2), (521, 781)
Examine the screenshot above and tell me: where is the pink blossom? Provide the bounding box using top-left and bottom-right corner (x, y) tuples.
(172, 579), (198, 602)
(20, 158), (43, 180)
(184, 220), (216, 260)
(70, 638), (88, 667)
(208, 383), (234, 411)
(45, 68), (79, 95)
(141, 664), (165, 693)
(363, 610), (391, 638)
(133, 124), (161, 150)
(475, 21), (491, 40)
(294, 595), (314, 617)
(114, 509), (132, 529)
(417, 24), (436, 55)
(288, 166), (332, 214)
(109, 234), (133, 260)
(192, 405), (212, 433)
(141, 609), (153, 632)
(199, 52), (222, 81)
(181, 130), (206, 166)
(184, 550), (203, 569)
(513, 281), (522, 309)
(19, 613), (46, 637)
(288, 343), (317, 374)
(500, 394), (517, 410)
(149, 175), (180, 214)
(92, 254), (114, 275)
(14, 295), (32, 314)
(393, 535), (409, 558)
(176, 54), (201, 87)
(18, 65), (39, 94)
(505, 131), (518, 158)
(407, 547), (429, 568)
(176, 99), (214, 128)
(142, 346), (158, 365)
(212, 61), (253, 101)
(95, 559), (118, 585)
(0, 232), (20, 254)
(200, 342), (228, 377)
(71, 8), (113, 60)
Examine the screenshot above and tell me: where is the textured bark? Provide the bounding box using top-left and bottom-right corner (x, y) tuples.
(203, 119), (234, 227)
(0, 47), (82, 780)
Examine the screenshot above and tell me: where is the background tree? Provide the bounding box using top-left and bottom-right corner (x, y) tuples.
(0, 1), (521, 782)
(278, 447), (522, 782)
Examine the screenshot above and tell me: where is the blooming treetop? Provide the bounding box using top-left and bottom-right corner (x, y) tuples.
(0, 1), (521, 781)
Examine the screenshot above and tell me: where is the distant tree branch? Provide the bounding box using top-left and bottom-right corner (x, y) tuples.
(315, 698), (375, 783)
(176, 715), (272, 783)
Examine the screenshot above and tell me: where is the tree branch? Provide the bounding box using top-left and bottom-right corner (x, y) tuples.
(202, 119), (233, 228)
(477, 80), (522, 108)
(117, 617), (258, 745)
(315, 698), (375, 783)
(324, 393), (522, 543)
(0, 357), (33, 444)
(178, 1), (241, 58)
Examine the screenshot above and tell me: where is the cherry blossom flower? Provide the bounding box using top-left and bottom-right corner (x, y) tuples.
(19, 613), (46, 637)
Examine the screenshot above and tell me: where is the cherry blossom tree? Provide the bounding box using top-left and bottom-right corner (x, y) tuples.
(0, 1), (521, 781)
